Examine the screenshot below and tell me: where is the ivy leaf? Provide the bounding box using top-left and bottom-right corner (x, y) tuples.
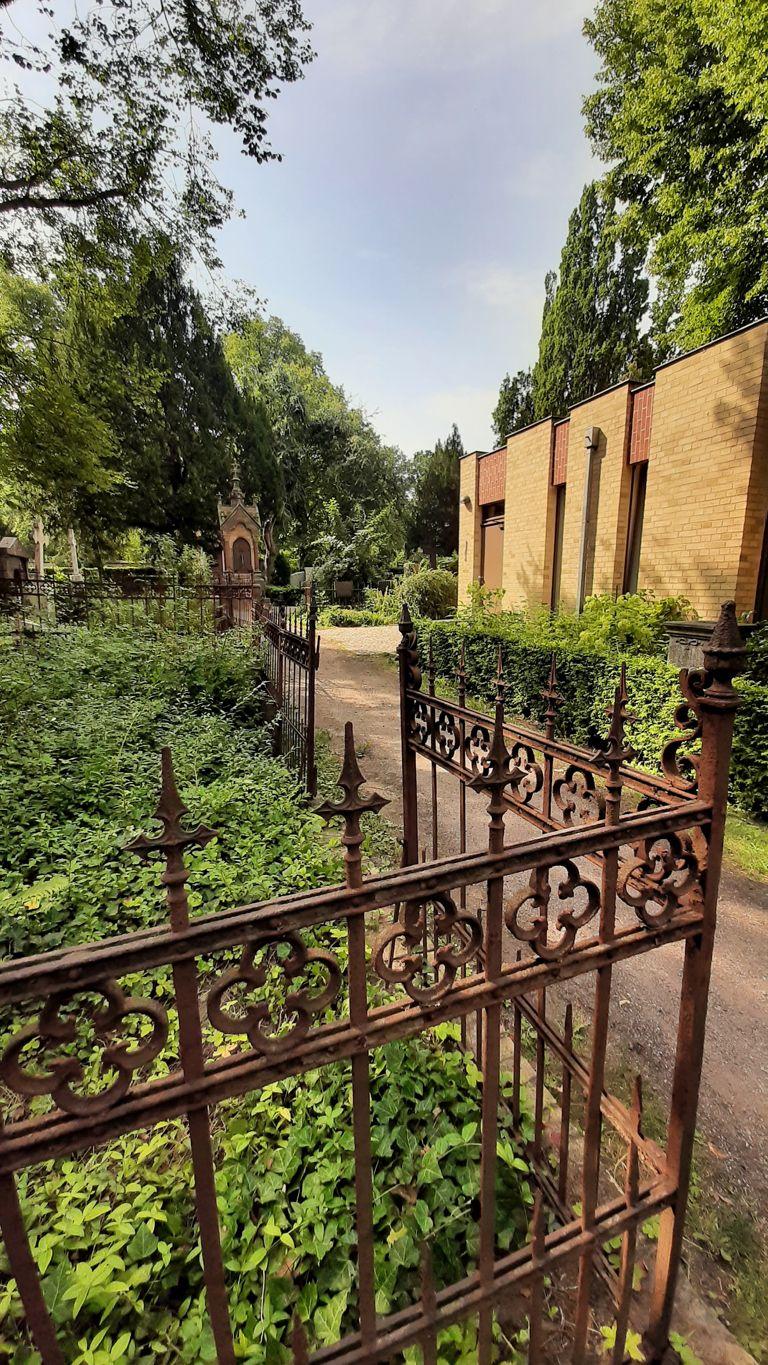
(126, 1225), (158, 1261)
(314, 1290), (348, 1347)
(41, 1261), (73, 1323)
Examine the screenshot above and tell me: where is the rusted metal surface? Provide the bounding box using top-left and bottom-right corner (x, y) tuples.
(0, 602), (743, 1361)
(256, 583), (320, 794)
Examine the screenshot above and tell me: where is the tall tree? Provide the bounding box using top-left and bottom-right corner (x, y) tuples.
(0, 248), (278, 556)
(584, 0), (768, 352)
(225, 315), (408, 558)
(0, 0), (313, 265)
(408, 425), (463, 567)
(531, 182), (652, 419)
(492, 368), (535, 444)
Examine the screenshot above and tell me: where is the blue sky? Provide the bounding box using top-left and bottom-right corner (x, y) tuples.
(215, 0), (599, 456)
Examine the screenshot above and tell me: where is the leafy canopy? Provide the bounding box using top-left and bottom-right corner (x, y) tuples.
(408, 424), (463, 566)
(584, 0), (768, 351)
(0, 0), (314, 264)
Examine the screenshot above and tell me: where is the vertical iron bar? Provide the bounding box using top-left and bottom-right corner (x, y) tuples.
(397, 605), (420, 881)
(0, 1168), (64, 1363)
(420, 1242), (438, 1365)
(646, 605), (744, 1357)
(558, 1002), (573, 1203)
(127, 751), (235, 1364)
(306, 585), (318, 795)
(317, 725), (388, 1349)
(572, 668), (631, 1362)
(612, 1077), (642, 1365)
(527, 1193), (546, 1364)
(533, 982), (546, 1163)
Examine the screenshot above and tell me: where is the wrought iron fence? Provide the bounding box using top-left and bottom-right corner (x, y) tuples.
(256, 589), (320, 796)
(0, 601), (743, 1362)
(0, 574), (321, 795)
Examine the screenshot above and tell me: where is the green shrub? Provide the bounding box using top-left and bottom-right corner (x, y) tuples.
(265, 584), (302, 605)
(397, 567), (457, 621)
(418, 618), (768, 821)
(745, 621), (768, 684)
(458, 589), (694, 658)
(317, 607), (381, 627)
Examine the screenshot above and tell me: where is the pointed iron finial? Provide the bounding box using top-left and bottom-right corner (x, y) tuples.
(397, 600), (422, 690)
(541, 652), (563, 739)
(317, 723), (388, 824)
(127, 748), (217, 930)
(495, 644), (505, 712)
(457, 639), (467, 706)
(317, 724), (388, 889)
(593, 663), (636, 769)
(703, 600), (746, 685)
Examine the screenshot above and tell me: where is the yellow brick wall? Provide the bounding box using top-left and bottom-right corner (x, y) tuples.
(500, 421), (554, 609)
(458, 453), (482, 604)
(556, 386), (633, 611)
(638, 322), (768, 617)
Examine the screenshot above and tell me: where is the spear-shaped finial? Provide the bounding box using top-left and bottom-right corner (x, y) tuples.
(703, 600), (747, 687)
(127, 747), (217, 931)
(594, 663), (636, 769)
(317, 722), (389, 889)
(398, 601), (422, 691)
(541, 652), (563, 740)
(469, 649), (523, 839)
(457, 639), (467, 707)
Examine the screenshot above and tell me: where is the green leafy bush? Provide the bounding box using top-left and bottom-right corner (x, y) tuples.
(0, 627), (534, 1362)
(458, 589), (694, 658)
(265, 584), (302, 605)
(418, 618), (768, 820)
(3, 1029), (531, 1363)
(317, 607), (380, 628)
(745, 622), (768, 684)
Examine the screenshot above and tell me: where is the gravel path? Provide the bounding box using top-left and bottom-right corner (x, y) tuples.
(315, 631), (768, 1217)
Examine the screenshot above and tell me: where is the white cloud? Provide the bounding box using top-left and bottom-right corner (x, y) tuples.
(310, 0), (590, 77)
(376, 383), (499, 457)
(455, 262), (544, 323)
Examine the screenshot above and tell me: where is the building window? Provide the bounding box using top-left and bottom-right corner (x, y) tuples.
(550, 485), (566, 610)
(623, 461), (648, 595)
(480, 502), (505, 591)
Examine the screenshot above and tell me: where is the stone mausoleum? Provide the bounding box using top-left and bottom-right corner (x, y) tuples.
(458, 318), (768, 621)
(217, 466), (265, 588)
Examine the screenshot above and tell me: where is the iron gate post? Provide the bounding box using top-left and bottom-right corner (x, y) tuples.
(645, 603), (745, 1357)
(397, 604), (421, 866)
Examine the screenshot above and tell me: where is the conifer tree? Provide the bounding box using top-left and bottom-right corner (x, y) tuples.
(531, 182), (652, 419)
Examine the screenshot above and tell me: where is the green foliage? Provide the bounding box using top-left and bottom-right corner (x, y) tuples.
(584, 0), (768, 352)
(311, 500), (403, 594)
(745, 623), (768, 684)
(225, 315), (408, 560)
(531, 183), (653, 419)
(1, 1029), (532, 1362)
(0, 627), (340, 954)
(407, 425), (463, 564)
(460, 591), (693, 658)
(0, 628), (534, 1361)
(1, 0), (313, 266)
(418, 612), (768, 820)
(0, 251), (279, 558)
(271, 551), (293, 587)
(397, 569), (458, 621)
(317, 607), (381, 628)
(492, 370), (535, 444)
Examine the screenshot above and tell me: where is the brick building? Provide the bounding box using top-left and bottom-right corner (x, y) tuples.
(458, 318), (768, 620)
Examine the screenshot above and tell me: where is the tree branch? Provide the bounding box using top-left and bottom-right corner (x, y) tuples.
(0, 184), (127, 213)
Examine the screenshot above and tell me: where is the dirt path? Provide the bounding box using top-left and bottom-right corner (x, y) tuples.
(316, 628), (768, 1216)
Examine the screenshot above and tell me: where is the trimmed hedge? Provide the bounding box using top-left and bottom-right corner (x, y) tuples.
(417, 619), (768, 821)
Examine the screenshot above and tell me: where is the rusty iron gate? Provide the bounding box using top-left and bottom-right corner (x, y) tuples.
(0, 601), (744, 1361)
(256, 587), (320, 796)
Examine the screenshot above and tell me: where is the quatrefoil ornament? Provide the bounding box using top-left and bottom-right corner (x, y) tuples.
(372, 894), (482, 1004)
(206, 931), (341, 1056)
(0, 981), (168, 1116)
(505, 861), (601, 961)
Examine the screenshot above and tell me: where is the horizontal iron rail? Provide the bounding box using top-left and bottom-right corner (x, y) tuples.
(311, 1179), (675, 1364)
(0, 910), (703, 1174)
(0, 799), (710, 1006)
(406, 688), (696, 804)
